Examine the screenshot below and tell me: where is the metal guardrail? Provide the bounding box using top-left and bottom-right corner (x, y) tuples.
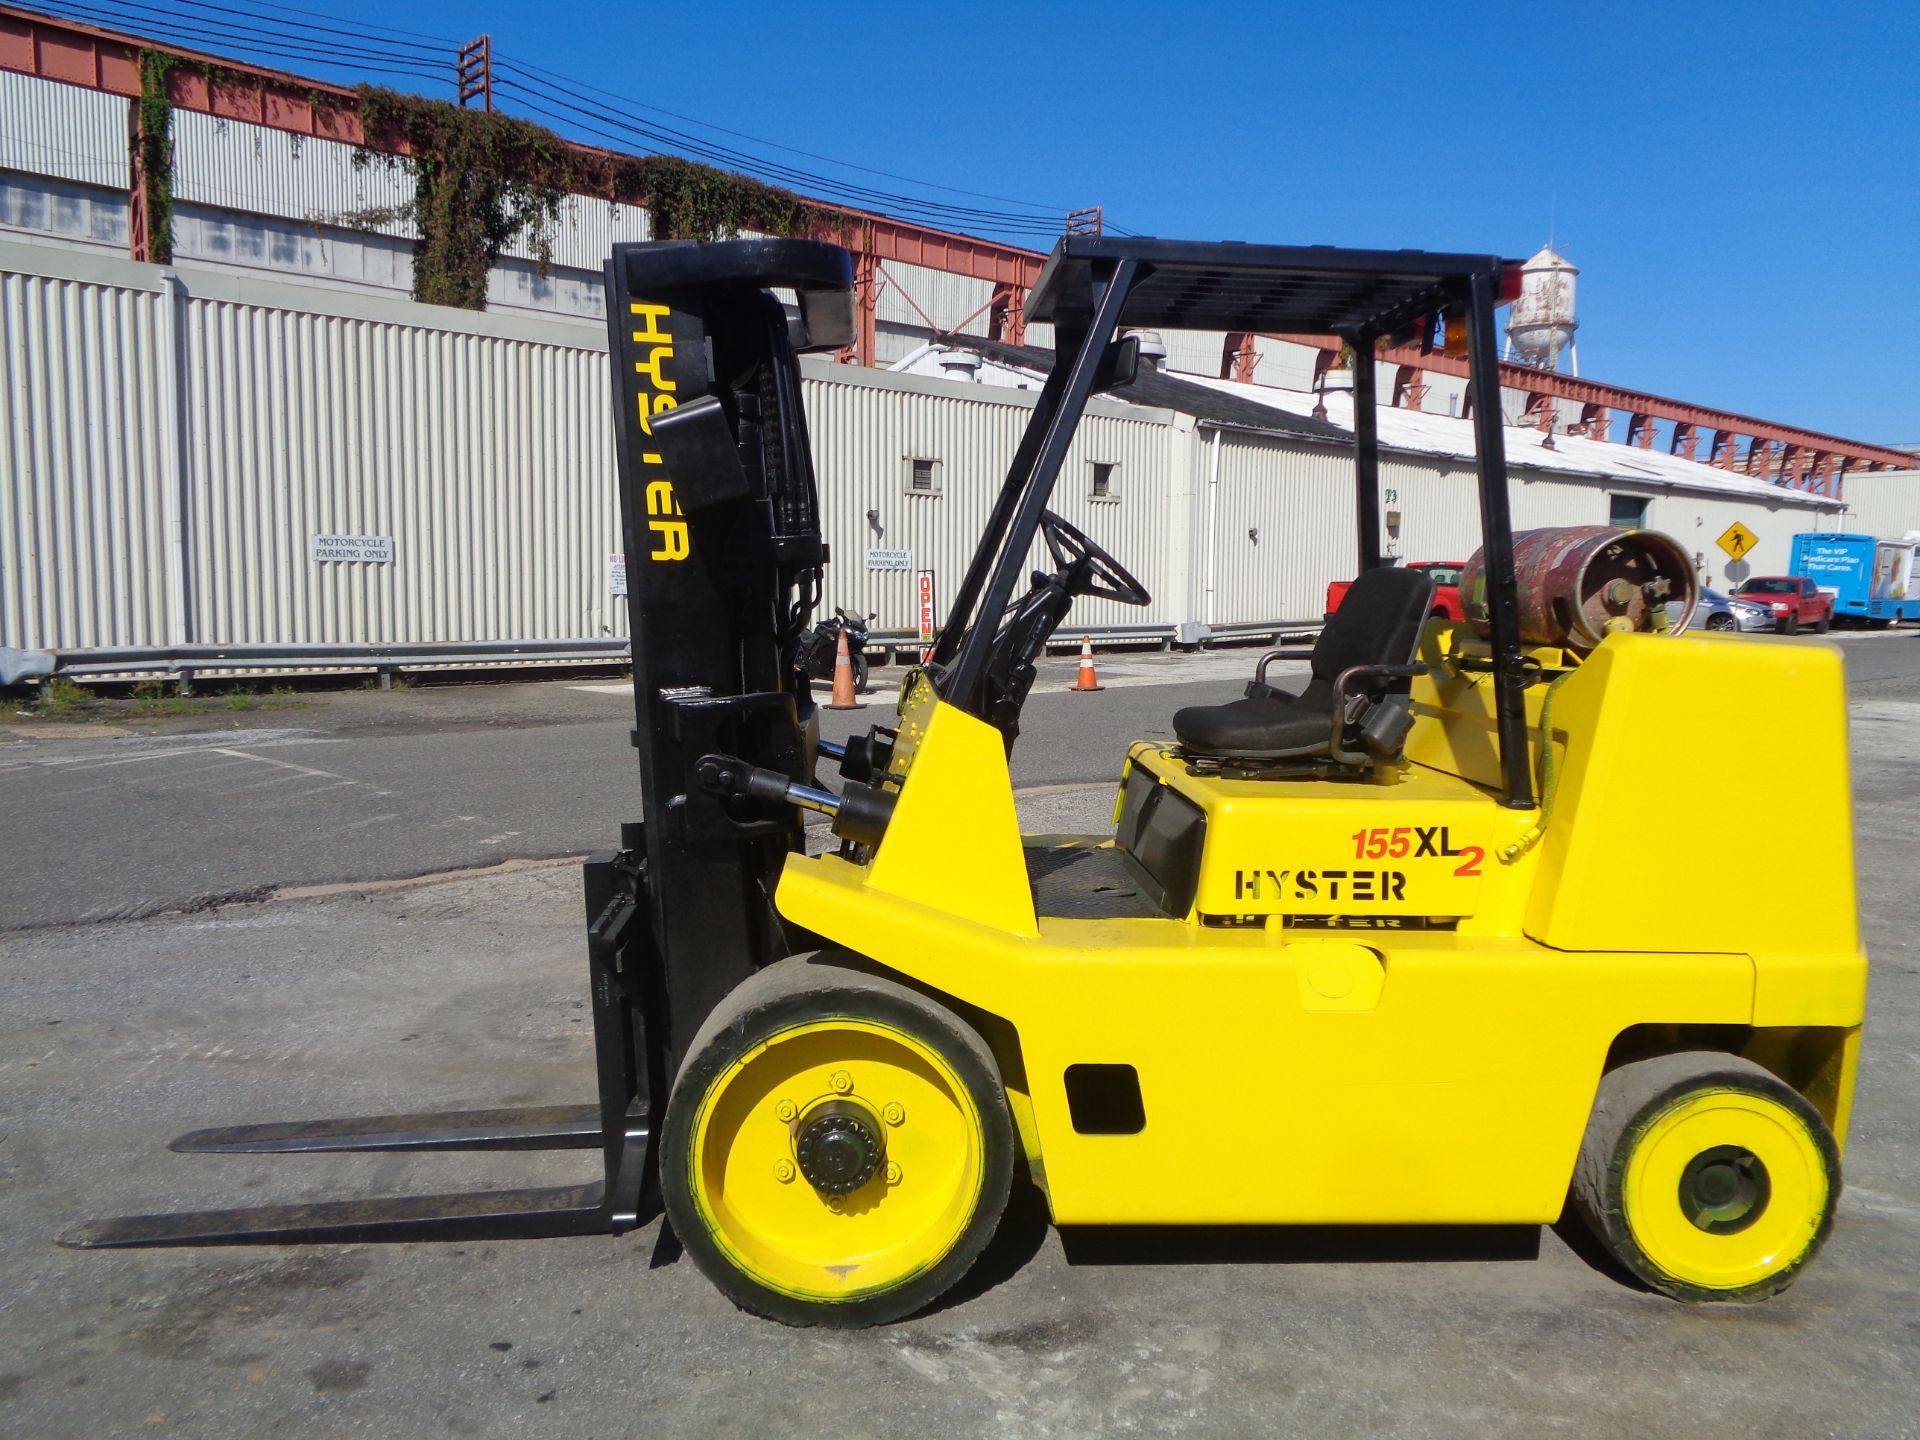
(7, 621), (1330, 687)
(17, 639), (633, 683)
(867, 618), (1326, 661)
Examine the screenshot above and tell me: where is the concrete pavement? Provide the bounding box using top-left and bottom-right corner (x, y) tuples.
(0, 636), (1917, 1436)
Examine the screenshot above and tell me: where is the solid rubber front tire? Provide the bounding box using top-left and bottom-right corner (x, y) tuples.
(660, 954), (1014, 1327)
(1571, 1051), (1839, 1302)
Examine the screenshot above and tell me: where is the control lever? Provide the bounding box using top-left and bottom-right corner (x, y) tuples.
(696, 753), (895, 846)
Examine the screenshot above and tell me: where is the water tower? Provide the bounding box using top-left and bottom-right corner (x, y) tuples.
(1504, 245), (1579, 375)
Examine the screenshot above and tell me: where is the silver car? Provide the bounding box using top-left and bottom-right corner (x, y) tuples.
(1669, 586), (1773, 633)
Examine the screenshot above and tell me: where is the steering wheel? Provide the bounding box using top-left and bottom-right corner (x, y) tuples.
(1040, 511), (1151, 607)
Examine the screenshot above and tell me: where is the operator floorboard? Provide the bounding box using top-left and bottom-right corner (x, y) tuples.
(1025, 844), (1167, 920)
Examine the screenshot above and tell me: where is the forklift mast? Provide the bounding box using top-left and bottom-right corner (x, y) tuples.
(600, 239), (856, 1085)
(56, 239), (860, 1251)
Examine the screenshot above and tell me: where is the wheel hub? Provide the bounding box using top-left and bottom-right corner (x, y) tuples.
(794, 1100), (884, 1196)
(1679, 1144), (1771, 1234)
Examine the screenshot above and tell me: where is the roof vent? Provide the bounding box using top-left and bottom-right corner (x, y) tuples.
(1127, 329), (1169, 371)
(935, 348), (982, 381)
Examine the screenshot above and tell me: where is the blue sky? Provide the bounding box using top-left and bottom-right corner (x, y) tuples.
(121, 0), (1920, 442)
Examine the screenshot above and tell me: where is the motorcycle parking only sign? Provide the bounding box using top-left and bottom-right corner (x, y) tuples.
(310, 534), (395, 563)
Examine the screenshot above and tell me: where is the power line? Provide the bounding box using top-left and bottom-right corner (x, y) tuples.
(41, 0), (451, 85)
(139, 0), (450, 60)
(493, 61), (1059, 223)
(241, 0), (460, 48)
(39, 0), (1085, 240)
(489, 70), (1065, 236)
(491, 52), (1071, 217)
(491, 82), (1066, 240)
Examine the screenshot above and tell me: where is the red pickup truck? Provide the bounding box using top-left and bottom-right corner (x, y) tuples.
(1326, 561), (1467, 622)
(1733, 575), (1834, 634)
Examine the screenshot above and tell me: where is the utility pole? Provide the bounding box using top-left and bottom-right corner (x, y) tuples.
(457, 36), (493, 112)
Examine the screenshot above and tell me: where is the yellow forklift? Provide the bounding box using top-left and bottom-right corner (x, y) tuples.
(65, 236), (1865, 1329)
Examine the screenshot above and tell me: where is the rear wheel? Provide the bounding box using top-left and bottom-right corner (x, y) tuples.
(1571, 1052), (1838, 1302)
(660, 956), (1014, 1327)
(1814, 611), (1831, 634)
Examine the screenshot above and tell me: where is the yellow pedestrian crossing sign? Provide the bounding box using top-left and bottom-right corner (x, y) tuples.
(1718, 522), (1758, 561)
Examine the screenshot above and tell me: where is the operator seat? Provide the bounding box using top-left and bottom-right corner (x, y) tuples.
(1173, 566), (1435, 762)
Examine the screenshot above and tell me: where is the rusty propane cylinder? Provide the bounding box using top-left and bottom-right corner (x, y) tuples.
(1460, 526), (1699, 654)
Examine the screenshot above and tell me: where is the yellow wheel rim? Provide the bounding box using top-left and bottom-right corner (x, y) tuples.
(1623, 1087), (1829, 1292)
(686, 1018), (985, 1302)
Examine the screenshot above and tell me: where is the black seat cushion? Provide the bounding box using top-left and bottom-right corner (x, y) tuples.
(1170, 693), (1332, 756)
(1173, 566), (1435, 759)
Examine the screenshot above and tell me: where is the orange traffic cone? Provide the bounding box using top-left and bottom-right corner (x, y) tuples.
(825, 627), (863, 710)
(1070, 636), (1103, 692)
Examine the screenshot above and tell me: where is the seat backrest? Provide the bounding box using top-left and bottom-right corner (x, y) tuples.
(1311, 566), (1435, 685)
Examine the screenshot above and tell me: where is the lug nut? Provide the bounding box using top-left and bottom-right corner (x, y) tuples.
(829, 1070), (853, 1094)
(884, 1161), (902, 1185)
(774, 1159), (795, 1183)
(774, 1098), (797, 1122)
(883, 1102), (905, 1126)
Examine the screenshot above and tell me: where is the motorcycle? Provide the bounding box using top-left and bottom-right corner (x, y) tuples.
(795, 606), (874, 693)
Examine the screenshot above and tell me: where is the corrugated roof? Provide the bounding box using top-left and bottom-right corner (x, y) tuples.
(935, 333), (1351, 441)
(1180, 374), (1841, 510)
(908, 333), (1841, 510)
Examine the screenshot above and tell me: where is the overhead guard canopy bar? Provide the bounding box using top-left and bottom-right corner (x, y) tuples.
(944, 235), (1536, 808)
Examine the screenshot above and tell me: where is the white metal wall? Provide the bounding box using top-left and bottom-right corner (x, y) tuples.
(800, 363), (1182, 632)
(0, 239), (625, 655)
(173, 111), (414, 238)
(1204, 434), (1356, 623)
(0, 239), (1851, 664)
(0, 172), (129, 252)
(0, 70), (128, 190)
(171, 201), (414, 297)
(1161, 329), (1231, 380)
(874, 259), (994, 336)
(176, 284), (621, 647)
(0, 261), (173, 651)
(1838, 469), (1920, 541)
(1369, 451), (1837, 584)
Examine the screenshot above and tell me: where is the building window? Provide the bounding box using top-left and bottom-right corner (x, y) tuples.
(1609, 494), (1649, 529)
(905, 457), (941, 495)
(1089, 461), (1118, 501)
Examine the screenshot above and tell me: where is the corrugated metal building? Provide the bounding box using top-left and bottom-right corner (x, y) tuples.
(0, 237), (1852, 673)
(1837, 469), (1920, 541)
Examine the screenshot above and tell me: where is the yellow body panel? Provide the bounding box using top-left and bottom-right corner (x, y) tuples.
(775, 633), (1867, 1229)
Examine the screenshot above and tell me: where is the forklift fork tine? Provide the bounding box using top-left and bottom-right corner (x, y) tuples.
(57, 1182), (618, 1249)
(168, 1103), (604, 1155)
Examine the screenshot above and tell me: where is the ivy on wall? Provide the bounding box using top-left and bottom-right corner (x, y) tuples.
(136, 51), (181, 264)
(621, 154), (836, 248)
(346, 87), (851, 311)
(348, 87), (581, 309)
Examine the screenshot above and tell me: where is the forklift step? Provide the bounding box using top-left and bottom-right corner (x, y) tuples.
(57, 1182), (613, 1249)
(168, 1103), (603, 1155)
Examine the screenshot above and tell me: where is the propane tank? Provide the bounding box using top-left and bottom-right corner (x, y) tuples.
(1460, 526), (1698, 654)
